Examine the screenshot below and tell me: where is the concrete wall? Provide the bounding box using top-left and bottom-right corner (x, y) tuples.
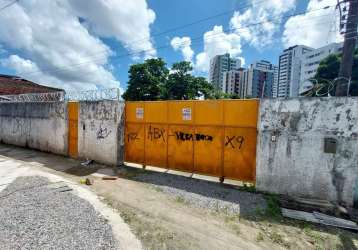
(0, 102), (68, 155)
(78, 101), (124, 166)
(256, 97), (358, 207)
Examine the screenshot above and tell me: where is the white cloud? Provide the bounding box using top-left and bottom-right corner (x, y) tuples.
(0, 0), (156, 91)
(193, 0), (296, 73)
(1, 55), (120, 92)
(282, 0), (343, 48)
(230, 0), (296, 48)
(67, 0), (156, 58)
(170, 37), (194, 62)
(194, 25), (243, 72)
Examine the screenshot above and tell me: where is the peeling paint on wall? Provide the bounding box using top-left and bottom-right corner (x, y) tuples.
(257, 97), (358, 207)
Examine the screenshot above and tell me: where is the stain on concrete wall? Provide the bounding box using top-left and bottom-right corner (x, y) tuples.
(78, 101), (124, 166)
(0, 102), (68, 155)
(354, 178), (358, 208)
(257, 97), (358, 207)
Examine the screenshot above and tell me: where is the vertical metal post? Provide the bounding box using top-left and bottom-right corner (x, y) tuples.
(336, 0), (358, 96)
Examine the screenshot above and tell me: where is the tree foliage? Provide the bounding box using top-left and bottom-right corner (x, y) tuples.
(122, 59), (230, 101)
(122, 58), (169, 101)
(306, 48), (358, 96)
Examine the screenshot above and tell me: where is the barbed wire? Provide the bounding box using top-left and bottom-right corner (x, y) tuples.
(301, 77), (351, 97)
(64, 88), (120, 101)
(0, 91), (65, 102)
(0, 88), (121, 102)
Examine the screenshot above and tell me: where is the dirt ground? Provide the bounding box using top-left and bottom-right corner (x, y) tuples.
(0, 144), (357, 250)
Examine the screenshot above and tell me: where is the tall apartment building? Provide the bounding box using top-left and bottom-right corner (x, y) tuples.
(277, 45), (313, 98)
(241, 60), (276, 98)
(272, 65), (279, 98)
(300, 43), (342, 87)
(209, 53), (241, 90)
(222, 69), (244, 94)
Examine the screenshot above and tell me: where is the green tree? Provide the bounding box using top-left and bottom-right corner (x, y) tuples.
(163, 61), (215, 100)
(306, 49), (358, 96)
(163, 61), (193, 100)
(123, 59), (233, 101)
(122, 58), (169, 101)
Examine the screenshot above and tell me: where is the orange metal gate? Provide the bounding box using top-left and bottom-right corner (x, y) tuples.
(124, 100), (259, 182)
(68, 102), (79, 158)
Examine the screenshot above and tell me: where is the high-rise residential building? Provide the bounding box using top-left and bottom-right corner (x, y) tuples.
(241, 60), (276, 98)
(277, 45), (314, 98)
(209, 53), (241, 90)
(299, 43), (342, 88)
(272, 65), (279, 98)
(222, 69), (245, 94)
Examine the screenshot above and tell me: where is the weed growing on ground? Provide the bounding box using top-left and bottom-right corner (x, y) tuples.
(175, 196), (185, 204)
(239, 183), (256, 193)
(152, 186), (163, 192)
(271, 232), (284, 244)
(265, 194), (281, 219)
(224, 213), (241, 223)
(256, 232), (264, 242)
(303, 225), (327, 249)
(255, 206), (265, 217)
(230, 224), (241, 235)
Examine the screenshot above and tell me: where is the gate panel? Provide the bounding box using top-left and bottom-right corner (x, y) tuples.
(68, 102), (78, 158)
(125, 123), (145, 164)
(145, 101), (167, 123)
(194, 100), (223, 125)
(223, 127), (257, 182)
(223, 100), (259, 127)
(193, 126), (222, 177)
(144, 124), (167, 167)
(167, 101), (194, 124)
(168, 125), (194, 172)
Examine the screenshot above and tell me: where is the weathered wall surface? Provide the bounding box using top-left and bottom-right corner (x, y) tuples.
(78, 101), (124, 166)
(256, 97), (358, 207)
(0, 102), (67, 155)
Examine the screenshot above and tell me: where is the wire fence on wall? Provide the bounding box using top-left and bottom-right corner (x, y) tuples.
(300, 77), (352, 97)
(0, 88), (121, 103)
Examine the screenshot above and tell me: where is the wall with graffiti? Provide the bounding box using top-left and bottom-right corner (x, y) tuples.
(124, 100), (259, 182)
(0, 102), (68, 155)
(78, 100), (124, 166)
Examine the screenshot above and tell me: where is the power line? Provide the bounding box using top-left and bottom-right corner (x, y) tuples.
(0, 0), (17, 12)
(19, 4), (338, 77)
(22, 0), (270, 65)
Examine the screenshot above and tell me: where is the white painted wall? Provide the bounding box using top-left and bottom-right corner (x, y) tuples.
(78, 101), (124, 166)
(0, 102), (68, 155)
(256, 97), (358, 207)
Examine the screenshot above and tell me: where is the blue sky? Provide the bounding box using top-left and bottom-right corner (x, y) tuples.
(0, 0), (341, 91)
(113, 0), (308, 87)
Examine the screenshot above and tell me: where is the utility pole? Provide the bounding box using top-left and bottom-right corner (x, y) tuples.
(336, 0), (358, 96)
